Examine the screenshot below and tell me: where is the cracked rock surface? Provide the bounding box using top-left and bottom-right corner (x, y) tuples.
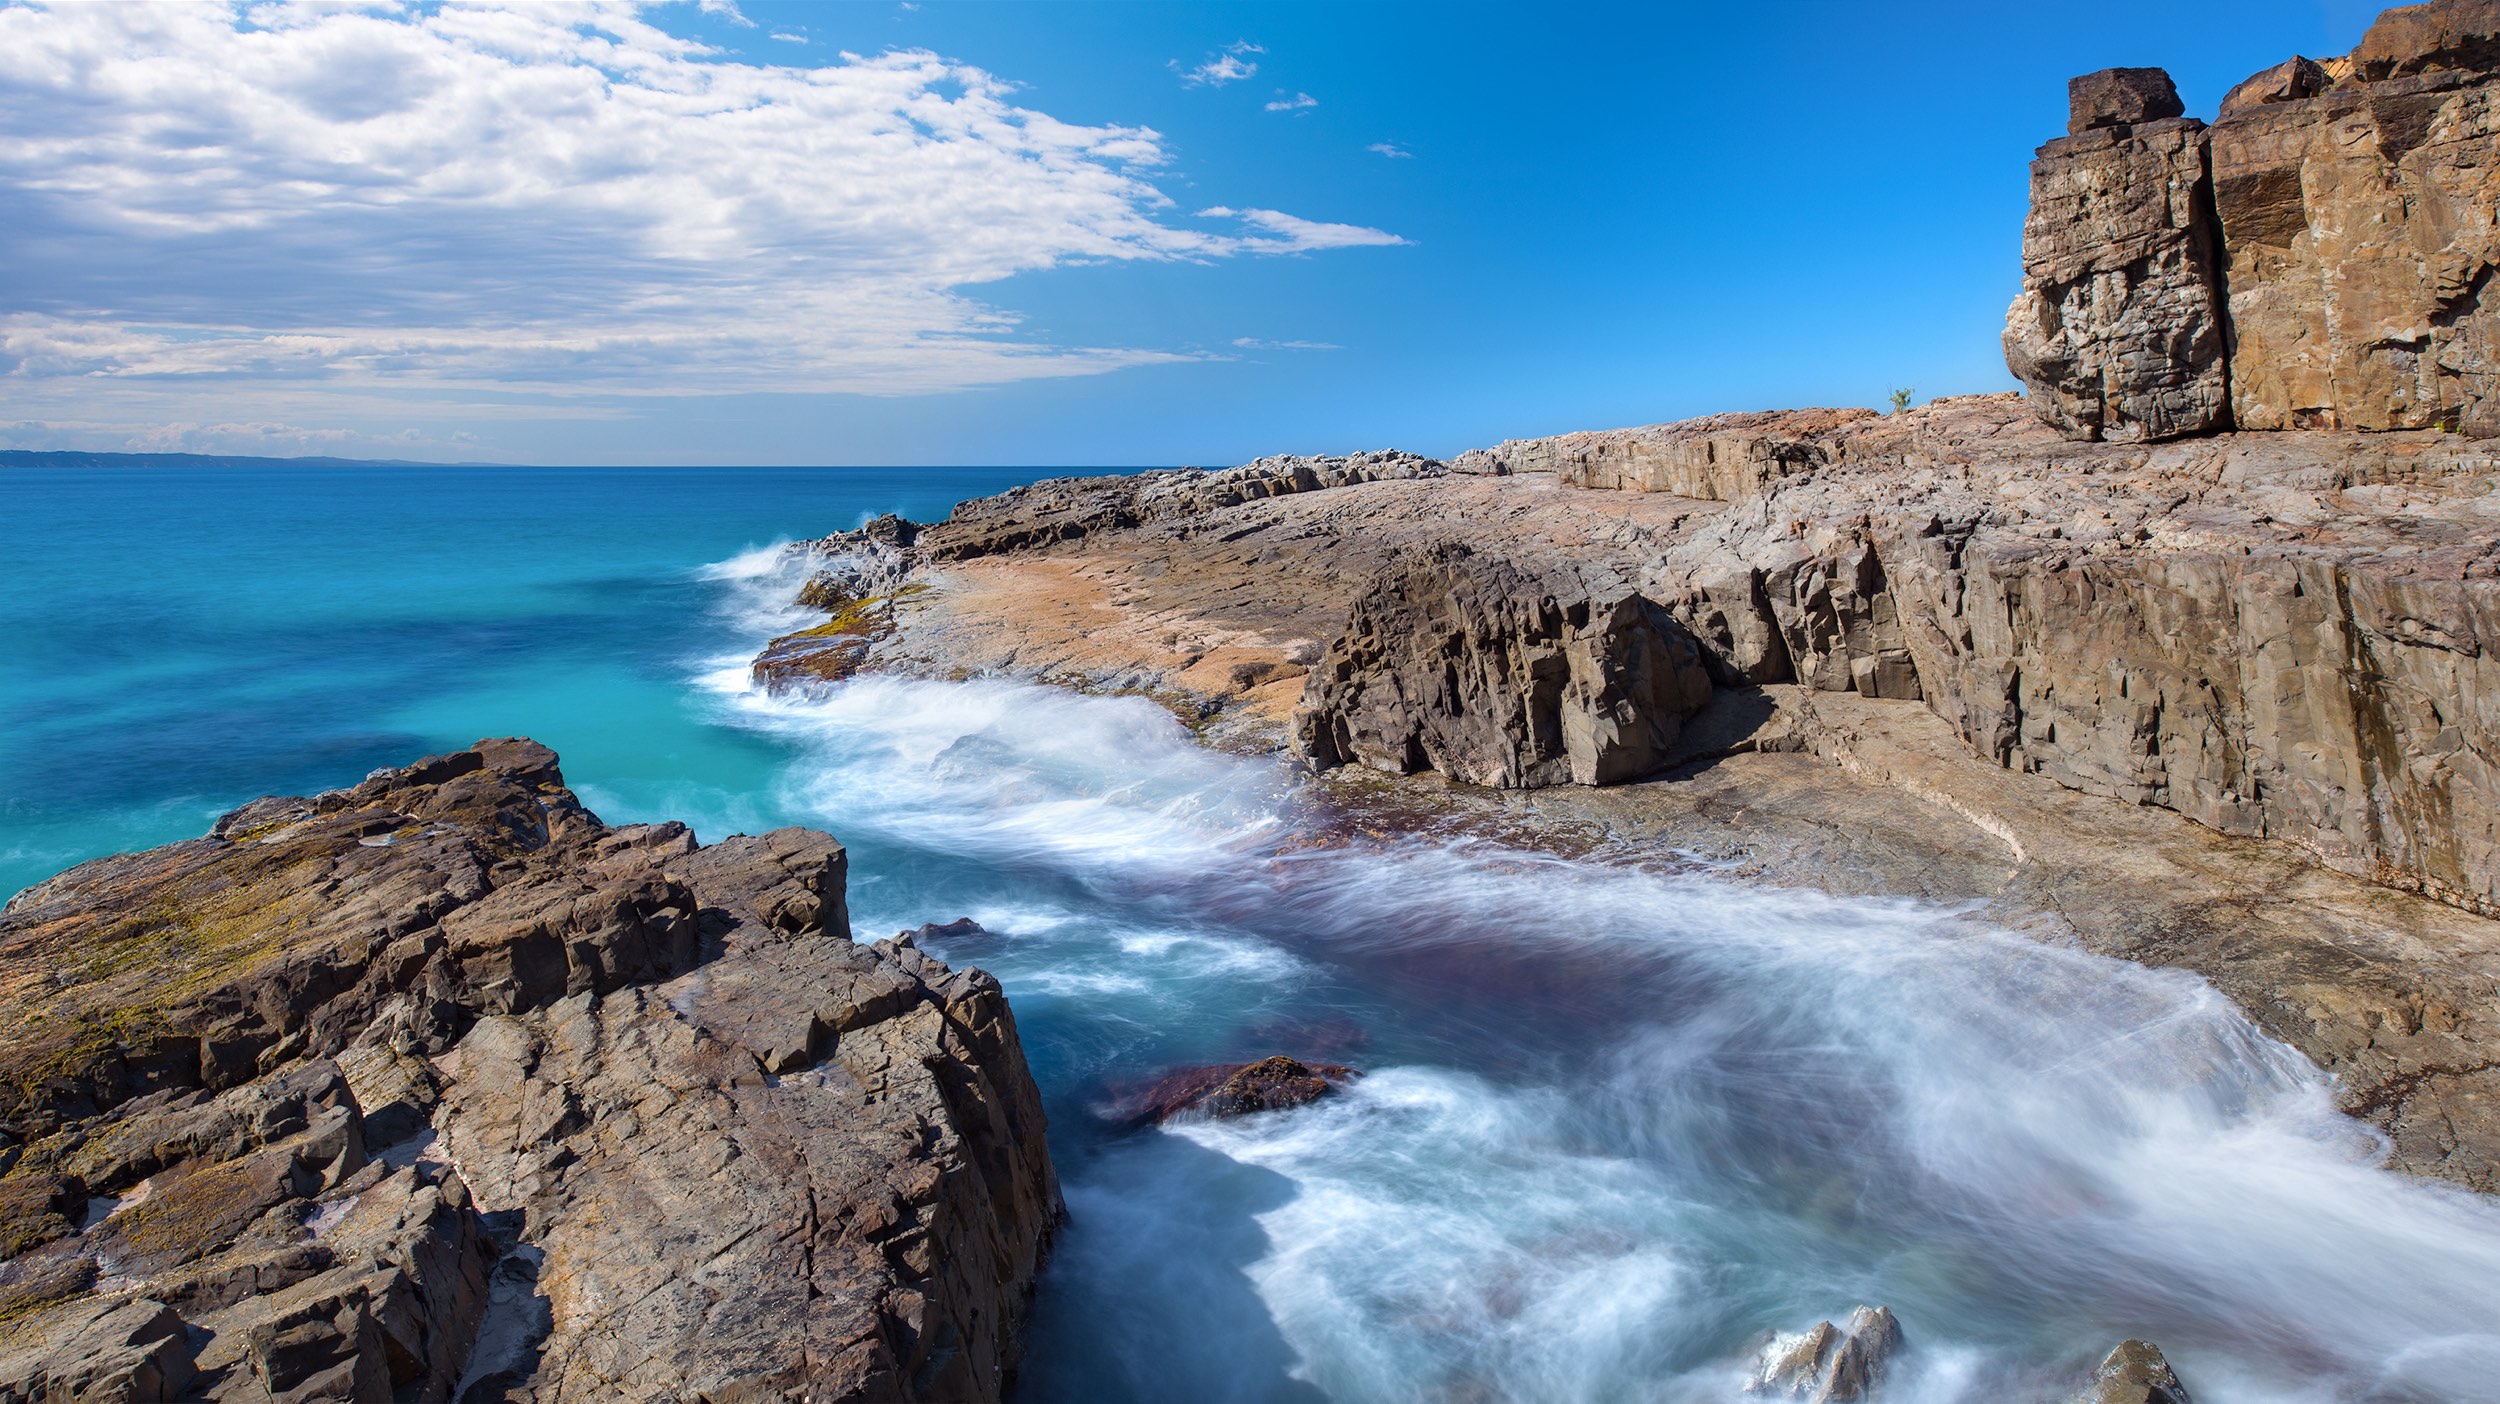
(0, 740), (1058, 1402)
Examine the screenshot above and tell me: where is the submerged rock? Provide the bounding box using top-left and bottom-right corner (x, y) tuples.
(1121, 1056), (1361, 1124)
(1748, 1305), (1903, 1402)
(2074, 1339), (2194, 1404)
(0, 739), (1060, 1403)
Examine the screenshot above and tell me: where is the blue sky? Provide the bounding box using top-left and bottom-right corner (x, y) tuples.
(0, 0), (2384, 466)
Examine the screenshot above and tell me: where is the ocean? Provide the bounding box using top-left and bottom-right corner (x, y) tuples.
(8, 464), (2500, 1403)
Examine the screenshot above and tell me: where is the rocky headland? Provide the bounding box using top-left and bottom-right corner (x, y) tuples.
(760, 0), (2500, 1206)
(0, 740), (1058, 1402)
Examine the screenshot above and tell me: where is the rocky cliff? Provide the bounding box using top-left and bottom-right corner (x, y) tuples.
(742, 0), (2500, 1197)
(2005, 0), (2500, 440)
(0, 741), (1059, 1402)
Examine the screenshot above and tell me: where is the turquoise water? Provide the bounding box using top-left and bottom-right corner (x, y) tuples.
(0, 465), (1049, 896)
(11, 466), (2500, 1403)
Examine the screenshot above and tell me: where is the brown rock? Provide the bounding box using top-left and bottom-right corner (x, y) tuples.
(2209, 50), (2500, 434)
(2004, 112), (2231, 443)
(2353, 0), (2500, 79)
(1748, 1304), (1903, 1402)
(2069, 67), (2187, 133)
(1293, 542), (1715, 787)
(1120, 1056), (1361, 1123)
(2073, 1339), (2193, 1403)
(2217, 56), (2330, 114)
(0, 741), (1057, 1404)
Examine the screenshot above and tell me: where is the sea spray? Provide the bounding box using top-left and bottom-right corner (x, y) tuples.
(707, 664), (2500, 1404)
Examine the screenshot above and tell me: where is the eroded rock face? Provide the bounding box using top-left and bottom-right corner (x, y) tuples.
(0, 741), (1059, 1403)
(1476, 396), (2500, 925)
(2003, 95), (2231, 443)
(1292, 542), (1715, 787)
(2010, 4), (2500, 439)
(2211, 28), (2500, 434)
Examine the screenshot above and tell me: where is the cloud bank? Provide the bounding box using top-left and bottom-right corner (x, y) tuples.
(0, 3), (1401, 424)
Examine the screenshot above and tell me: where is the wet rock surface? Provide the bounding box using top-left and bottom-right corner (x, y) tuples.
(2073, 1339), (2194, 1404)
(1747, 1304), (1902, 1402)
(1116, 1057), (1362, 1125)
(0, 741), (1059, 1402)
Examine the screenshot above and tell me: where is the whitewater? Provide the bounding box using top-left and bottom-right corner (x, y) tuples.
(697, 547), (2500, 1404)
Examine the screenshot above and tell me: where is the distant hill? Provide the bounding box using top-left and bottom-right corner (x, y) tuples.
(0, 449), (509, 470)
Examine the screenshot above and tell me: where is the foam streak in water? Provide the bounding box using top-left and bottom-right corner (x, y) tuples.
(714, 670), (2500, 1404)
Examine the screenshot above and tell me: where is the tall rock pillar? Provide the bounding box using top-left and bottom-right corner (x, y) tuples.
(2003, 68), (2233, 442)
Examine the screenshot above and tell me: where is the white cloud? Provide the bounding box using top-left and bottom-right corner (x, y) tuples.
(769, 30), (806, 43)
(699, 0), (757, 28)
(0, 3), (1404, 427)
(1231, 337), (1339, 351)
(1367, 142), (1414, 159)
(1265, 91), (1317, 113)
(1198, 207), (1408, 253)
(1175, 40), (1262, 87)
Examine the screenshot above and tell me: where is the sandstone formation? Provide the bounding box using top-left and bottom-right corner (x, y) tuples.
(2003, 73), (2230, 442)
(0, 741), (1058, 1402)
(1294, 543), (1714, 786)
(1747, 1305), (1902, 1402)
(2008, 0), (2500, 440)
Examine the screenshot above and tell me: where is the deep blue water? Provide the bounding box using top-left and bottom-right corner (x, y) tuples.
(10, 466), (2500, 1404)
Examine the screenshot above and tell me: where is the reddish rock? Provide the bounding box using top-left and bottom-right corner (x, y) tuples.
(1119, 1056), (1361, 1124)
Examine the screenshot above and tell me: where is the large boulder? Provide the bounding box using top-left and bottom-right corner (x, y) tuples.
(2003, 73), (2231, 443)
(0, 741), (1060, 1404)
(1292, 543), (1714, 787)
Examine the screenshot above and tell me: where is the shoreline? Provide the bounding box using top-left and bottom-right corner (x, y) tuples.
(755, 417), (2500, 1199)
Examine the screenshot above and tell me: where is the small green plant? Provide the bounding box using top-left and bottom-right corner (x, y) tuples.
(1888, 387), (1915, 414)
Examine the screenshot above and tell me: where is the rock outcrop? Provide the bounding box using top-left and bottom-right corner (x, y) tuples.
(2072, 1339), (2193, 1404)
(2003, 71), (2231, 442)
(0, 741), (1059, 1402)
(1292, 542), (1715, 787)
(1747, 1305), (1902, 1402)
(1118, 1057), (1361, 1124)
(2008, 0), (2500, 440)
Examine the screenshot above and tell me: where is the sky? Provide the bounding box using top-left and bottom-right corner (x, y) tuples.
(0, 0), (2390, 466)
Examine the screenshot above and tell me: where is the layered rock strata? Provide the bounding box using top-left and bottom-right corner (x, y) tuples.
(1293, 542), (1715, 786)
(2007, 0), (2500, 440)
(2003, 71), (2230, 442)
(0, 741), (1058, 1402)
(757, 397), (2500, 1192)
